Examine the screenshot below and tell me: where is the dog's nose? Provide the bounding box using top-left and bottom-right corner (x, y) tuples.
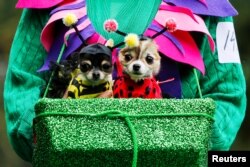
(133, 64), (141, 72)
(92, 72), (100, 80)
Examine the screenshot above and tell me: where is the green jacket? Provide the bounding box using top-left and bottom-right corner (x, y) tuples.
(4, 9), (246, 162)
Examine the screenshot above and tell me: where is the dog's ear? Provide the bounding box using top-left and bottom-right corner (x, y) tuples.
(69, 52), (80, 65)
(70, 52), (79, 60)
(49, 61), (60, 72)
(69, 52), (79, 69)
(105, 39), (114, 48)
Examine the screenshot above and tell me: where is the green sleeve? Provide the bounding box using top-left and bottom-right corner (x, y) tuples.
(182, 16), (247, 150)
(4, 9), (49, 161)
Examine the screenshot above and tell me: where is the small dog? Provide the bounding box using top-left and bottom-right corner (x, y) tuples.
(113, 37), (162, 98)
(67, 43), (113, 98)
(42, 53), (79, 98)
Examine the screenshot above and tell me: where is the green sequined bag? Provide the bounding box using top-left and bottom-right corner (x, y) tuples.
(32, 98), (215, 167)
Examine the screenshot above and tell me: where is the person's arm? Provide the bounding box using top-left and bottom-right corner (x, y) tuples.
(182, 16), (246, 150)
(202, 16), (246, 150)
(4, 9), (49, 161)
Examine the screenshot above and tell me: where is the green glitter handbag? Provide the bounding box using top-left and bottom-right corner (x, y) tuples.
(33, 98), (215, 167)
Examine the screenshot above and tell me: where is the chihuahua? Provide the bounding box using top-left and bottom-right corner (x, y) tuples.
(67, 43), (113, 99)
(42, 53), (79, 98)
(113, 37), (162, 98)
(119, 37), (161, 81)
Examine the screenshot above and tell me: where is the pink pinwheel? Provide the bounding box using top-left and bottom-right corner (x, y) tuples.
(41, 6), (87, 51)
(145, 3), (215, 74)
(38, 0), (107, 71)
(38, 0), (215, 74)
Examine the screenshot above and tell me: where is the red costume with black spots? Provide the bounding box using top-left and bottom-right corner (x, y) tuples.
(113, 75), (162, 98)
(113, 56), (162, 98)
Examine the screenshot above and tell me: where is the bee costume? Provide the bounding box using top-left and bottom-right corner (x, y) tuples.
(67, 77), (111, 98)
(67, 44), (112, 99)
(4, 0), (246, 164)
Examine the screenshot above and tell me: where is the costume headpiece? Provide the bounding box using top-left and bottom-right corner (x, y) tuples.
(63, 13), (113, 57)
(103, 18), (177, 48)
(63, 13), (86, 46)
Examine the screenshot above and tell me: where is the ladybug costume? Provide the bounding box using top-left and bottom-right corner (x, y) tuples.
(113, 75), (162, 98)
(113, 61), (162, 98)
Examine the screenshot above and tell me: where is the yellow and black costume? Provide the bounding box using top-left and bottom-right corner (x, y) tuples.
(67, 76), (111, 99)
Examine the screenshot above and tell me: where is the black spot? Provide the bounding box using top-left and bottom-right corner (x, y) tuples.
(114, 93), (119, 98)
(153, 88), (156, 94)
(137, 80), (144, 86)
(145, 86), (151, 95)
(128, 92), (132, 98)
(68, 92), (76, 98)
(120, 90), (123, 96)
(139, 95), (144, 98)
(128, 86), (134, 91)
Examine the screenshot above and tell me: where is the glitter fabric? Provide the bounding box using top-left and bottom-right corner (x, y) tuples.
(33, 98), (215, 167)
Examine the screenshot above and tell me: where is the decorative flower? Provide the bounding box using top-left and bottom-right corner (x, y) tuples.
(63, 13), (78, 27)
(104, 19), (118, 32)
(165, 18), (177, 32)
(124, 33), (140, 48)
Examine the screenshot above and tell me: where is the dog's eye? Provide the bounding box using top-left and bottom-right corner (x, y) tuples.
(80, 63), (91, 72)
(146, 55), (154, 64)
(124, 54), (132, 62)
(102, 63), (111, 70)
